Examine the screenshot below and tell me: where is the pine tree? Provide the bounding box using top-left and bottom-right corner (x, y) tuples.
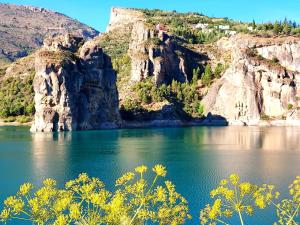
(201, 65), (212, 86)
(252, 20), (256, 30)
(273, 21), (282, 34)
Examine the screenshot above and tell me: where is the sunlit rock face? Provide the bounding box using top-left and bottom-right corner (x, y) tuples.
(129, 21), (204, 85)
(30, 34), (121, 132)
(106, 7), (145, 32)
(202, 34), (300, 125)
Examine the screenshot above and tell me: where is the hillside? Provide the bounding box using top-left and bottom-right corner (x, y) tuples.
(2, 7), (300, 127)
(0, 3), (99, 65)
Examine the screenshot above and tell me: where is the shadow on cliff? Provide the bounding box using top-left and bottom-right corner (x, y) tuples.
(173, 39), (210, 81)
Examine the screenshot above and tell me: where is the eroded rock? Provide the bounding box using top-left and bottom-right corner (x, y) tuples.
(203, 35), (300, 124)
(30, 34), (121, 132)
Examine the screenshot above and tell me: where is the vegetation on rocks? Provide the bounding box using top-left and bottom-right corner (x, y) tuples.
(121, 78), (205, 120)
(1, 166), (300, 225)
(0, 71), (35, 119)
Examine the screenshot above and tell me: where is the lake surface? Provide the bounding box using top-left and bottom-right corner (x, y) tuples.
(1, 126), (300, 224)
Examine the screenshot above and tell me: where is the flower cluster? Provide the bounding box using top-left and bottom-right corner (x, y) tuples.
(200, 173), (277, 225)
(274, 176), (300, 225)
(0, 164), (190, 225)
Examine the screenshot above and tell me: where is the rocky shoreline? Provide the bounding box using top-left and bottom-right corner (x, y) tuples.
(2, 118), (300, 130)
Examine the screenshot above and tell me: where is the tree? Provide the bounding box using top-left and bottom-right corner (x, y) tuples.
(283, 21), (292, 34)
(214, 63), (224, 79)
(192, 67), (201, 85)
(201, 64), (213, 86)
(273, 21), (282, 34)
(252, 20), (257, 30)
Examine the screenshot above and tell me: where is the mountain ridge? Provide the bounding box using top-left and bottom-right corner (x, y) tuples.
(0, 3), (99, 65)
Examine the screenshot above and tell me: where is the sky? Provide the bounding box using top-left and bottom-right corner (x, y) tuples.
(1, 0), (300, 32)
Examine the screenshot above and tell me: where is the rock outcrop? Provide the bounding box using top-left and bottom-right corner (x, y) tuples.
(202, 34), (300, 125)
(129, 21), (204, 85)
(106, 7), (145, 32)
(30, 34), (121, 132)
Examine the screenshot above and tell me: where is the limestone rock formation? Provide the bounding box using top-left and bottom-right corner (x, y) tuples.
(202, 34), (300, 125)
(30, 34), (121, 132)
(129, 21), (202, 85)
(106, 7), (145, 32)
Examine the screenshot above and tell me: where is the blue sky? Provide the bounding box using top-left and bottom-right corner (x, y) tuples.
(2, 0), (300, 32)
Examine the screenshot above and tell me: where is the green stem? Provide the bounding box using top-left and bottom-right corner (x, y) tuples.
(238, 210), (245, 225)
(216, 218), (229, 225)
(129, 175), (159, 225)
(287, 202), (300, 225)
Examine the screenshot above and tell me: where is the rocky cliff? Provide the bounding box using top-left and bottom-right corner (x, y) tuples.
(202, 34), (300, 125)
(105, 7), (205, 86)
(30, 34), (121, 132)
(129, 21), (204, 85)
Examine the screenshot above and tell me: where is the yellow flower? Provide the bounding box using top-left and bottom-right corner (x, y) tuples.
(135, 165), (148, 174)
(53, 214), (69, 225)
(78, 173), (89, 183)
(18, 183), (34, 196)
(116, 172), (135, 186)
(155, 186), (167, 202)
(229, 174), (239, 186)
(220, 179), (228, 186)
(153, 165), (167, 177)
(43, 178), (56, 187)
(239, 182), (251, 195)
(255, 196), (266, 209)
(69, 203), (80, 220)
(0, 209), (10, 221)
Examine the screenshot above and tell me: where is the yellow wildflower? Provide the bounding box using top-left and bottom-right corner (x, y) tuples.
(135, 165), (147, 174)
(153, 164), (167, 177)
(18, 183), (34, 196)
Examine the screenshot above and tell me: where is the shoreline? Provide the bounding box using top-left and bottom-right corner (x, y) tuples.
(0, 121), (32, 126)
(1, 119), (300, 129)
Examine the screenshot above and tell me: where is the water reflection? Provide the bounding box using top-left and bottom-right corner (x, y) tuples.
(200, 126), (300, 151)
(2, 126), (298, 224)
(31, 132), (71, 184)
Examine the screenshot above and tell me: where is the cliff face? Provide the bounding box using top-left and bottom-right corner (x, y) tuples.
(30, 34), (121, 132)
(129, 22), (187, 84)
(202, 35), (300, 125)
(106, 7), (145, 32)
(106, 7), (204, 86)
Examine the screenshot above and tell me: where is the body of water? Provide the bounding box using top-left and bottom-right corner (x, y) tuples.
(1, 126), (300, 224)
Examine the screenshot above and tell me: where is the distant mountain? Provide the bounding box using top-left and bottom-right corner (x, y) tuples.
(0, 3), (99, 64)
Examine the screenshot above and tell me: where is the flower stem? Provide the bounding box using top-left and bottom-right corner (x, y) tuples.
(238, 210), (245, 225)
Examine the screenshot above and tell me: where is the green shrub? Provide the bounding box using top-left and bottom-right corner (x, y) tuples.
(2, 117), (16, 122)
(0, 72), (35, 118)
(16, 116), (32, 124)
(288, 103), (294, 110)
(260, 114), (271, 121)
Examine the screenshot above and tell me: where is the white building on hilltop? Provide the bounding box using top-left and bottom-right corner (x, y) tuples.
(195, 23), (209, 29)
(218, 25), (230, 30)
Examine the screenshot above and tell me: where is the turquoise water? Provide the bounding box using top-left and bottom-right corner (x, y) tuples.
(1, 126), (300, 224)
